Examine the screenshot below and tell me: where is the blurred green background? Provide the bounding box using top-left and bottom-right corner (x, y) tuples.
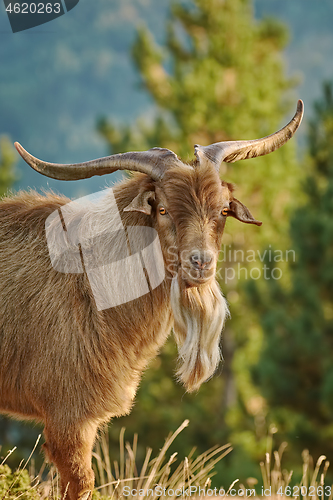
(1, 0), (333, 488)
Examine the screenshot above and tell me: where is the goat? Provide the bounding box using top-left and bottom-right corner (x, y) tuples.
(0, 101), (303, 500)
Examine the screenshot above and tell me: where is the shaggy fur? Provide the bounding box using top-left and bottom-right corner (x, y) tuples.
(0, 163), (247, 500)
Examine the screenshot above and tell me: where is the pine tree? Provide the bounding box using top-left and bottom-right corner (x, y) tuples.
(98, 0), (300, 481)
(249, 83), (333, 463)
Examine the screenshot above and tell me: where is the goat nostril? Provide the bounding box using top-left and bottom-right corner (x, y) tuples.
(190, 253), (213, 270)
(190, 255), (200, 269)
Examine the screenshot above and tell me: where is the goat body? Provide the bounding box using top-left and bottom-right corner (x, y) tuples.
(0, 167), (229, 500)
(0, 100), (303, 500)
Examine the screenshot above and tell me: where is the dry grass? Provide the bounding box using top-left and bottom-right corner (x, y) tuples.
(257, 436), (333, 500)
(92, 419), (232, 499)
(0, 421), (332, 499)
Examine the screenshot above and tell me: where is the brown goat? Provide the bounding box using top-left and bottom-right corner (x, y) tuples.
(0, 101), (303, 500)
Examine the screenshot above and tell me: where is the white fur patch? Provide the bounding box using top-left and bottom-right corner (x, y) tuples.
(171, 275), (229, 392)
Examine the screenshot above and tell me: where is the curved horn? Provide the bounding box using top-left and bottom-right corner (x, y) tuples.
(194, 99), (304, 169)
(14, 143), (181, 182)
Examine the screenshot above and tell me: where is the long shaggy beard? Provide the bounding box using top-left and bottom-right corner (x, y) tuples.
(170, 275), (229, 392)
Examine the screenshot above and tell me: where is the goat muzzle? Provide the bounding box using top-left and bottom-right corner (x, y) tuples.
(181, 250), (216, 287)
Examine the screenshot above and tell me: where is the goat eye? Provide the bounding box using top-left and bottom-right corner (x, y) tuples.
(221, 207), (229, 216)
(159, 207), (167, 215)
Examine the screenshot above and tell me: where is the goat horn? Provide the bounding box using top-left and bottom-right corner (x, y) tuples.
(194, 99), (304, 169)
(14, 144), (181, 182)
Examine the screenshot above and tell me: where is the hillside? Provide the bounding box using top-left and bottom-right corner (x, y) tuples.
(0, 0), (333, 197)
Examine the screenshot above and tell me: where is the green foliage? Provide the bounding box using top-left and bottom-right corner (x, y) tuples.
(98, 0), (301, 483)
(249, 83), (333, 463)
(0, 464), (39, 500)
(0, 137), (17, 197)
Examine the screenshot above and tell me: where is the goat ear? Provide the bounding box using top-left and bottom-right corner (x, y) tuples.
(228, 198), (262, 226)
(123, 190), (155, 215)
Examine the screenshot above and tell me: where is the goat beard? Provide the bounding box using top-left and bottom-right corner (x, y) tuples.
(170, 274), (229, 393)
